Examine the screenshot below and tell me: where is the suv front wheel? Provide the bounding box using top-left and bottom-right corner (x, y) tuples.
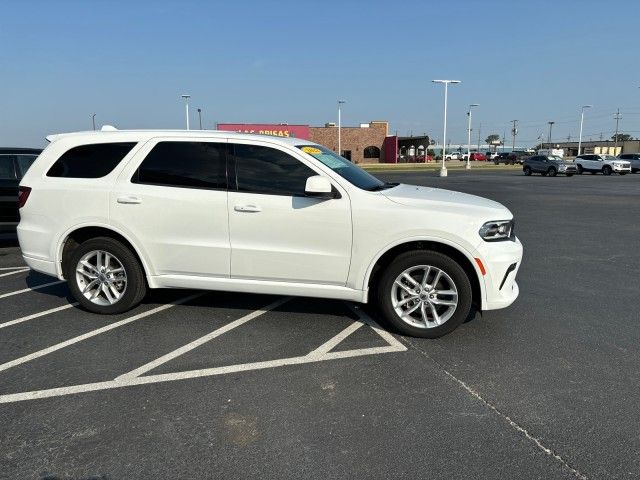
(65, 237), (147, 314)
(376, 251), (472, 338)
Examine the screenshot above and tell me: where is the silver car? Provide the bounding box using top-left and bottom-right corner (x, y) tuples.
(618, 153), (640, 173)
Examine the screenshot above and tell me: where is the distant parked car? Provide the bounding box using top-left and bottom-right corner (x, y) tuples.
(493, 152), (512, 165)
(444, 152), (461, 160)
(575, 154), (631, 175)
(485, 152), (499, 160)
(523, 155), (577, 177)
(618, 153), (640, 173)
(507, 151), (530, 164)
(0, 148), (42, 233)
(470, 152), (487, 161)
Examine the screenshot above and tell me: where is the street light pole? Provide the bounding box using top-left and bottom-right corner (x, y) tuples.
(432, 79), (461, 177)
(466, 103), (479, 170)
(577, 105), (592, 156)
(197, 108), (203, 130)
(91, 113), (96, 131)
(547, 121), (555, 148)
(337, 100), (345, 157)
(181, 94), (191, 130)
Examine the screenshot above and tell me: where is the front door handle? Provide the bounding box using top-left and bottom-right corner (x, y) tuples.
(117, 195), (142, 205)
(234, 204), (261, 213)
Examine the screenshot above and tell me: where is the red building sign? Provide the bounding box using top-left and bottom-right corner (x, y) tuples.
(216, 123), (310, 140)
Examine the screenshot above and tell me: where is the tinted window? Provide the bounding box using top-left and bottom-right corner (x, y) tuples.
(47, 143), (136, 178)
(232, 144), (316, 196)
(16, 155), (38, 179)
(0, 156), (16, 180)
(134, 142), (227, 190)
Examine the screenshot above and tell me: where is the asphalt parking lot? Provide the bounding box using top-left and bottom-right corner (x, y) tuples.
(1, 170), (639, 479)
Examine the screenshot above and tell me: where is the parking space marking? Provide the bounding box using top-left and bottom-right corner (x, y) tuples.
(0, 280), (65, 299)
(0, 293), (203, 373)
(0, 302), (407, 404)
(0, 266), (28, 271)
(116, 296), (292, 380)
(0, 303), (78, 330)
(0, 268), (30, 278)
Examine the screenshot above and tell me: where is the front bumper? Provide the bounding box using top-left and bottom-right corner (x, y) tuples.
(475, 236), (523, 311)
(612, 165), (631, 172)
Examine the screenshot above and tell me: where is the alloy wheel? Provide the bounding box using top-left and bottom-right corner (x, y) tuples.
(75, 250), (128, 306)
(391, 265), (458, 329)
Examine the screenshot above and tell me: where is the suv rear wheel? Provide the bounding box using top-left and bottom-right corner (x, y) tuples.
(376, 251), (472, 338)
(65, 236), (147, 314)
(523, 166), (532, 176)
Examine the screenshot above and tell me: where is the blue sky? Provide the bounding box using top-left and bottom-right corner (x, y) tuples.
(1, 0), (639, 148)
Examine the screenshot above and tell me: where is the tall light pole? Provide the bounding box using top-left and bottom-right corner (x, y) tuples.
(181, 94), (191, 130)
(337, 100), (346, 157)
(466, 103), (479, 170)
(547, 121), (555, 147)
(577, 105), (592, 156)
(197, 108), (203, 130)
(432, 79), (461, 177)
(511, 120), (518, 152)
(91, 113), (96, 131)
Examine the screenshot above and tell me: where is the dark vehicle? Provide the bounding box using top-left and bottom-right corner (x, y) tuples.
(523, 155), (577, 177)
(493, 152), (512, 164)
(618, 153), (640, 173)
(507, 151), (530, 165)
(0, 148), (42, 232)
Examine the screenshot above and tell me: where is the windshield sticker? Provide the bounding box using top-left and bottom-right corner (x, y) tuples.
(301, 146), (322, 155)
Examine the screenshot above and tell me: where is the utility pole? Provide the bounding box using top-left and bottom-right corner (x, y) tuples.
(197, 108), (203, 130)
(503, 129), (506, 152)
(547, 121), (555, 147)
(477, 122), (482, 153)
(91, 113), (96, 131)
(511, 120), (518, 152)
(614, 108), (621, 151)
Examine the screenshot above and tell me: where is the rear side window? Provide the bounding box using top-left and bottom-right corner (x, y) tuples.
(232, 144), (316, 196)
(16, 155), (38, 179)
(47, 143), (136, 178)
(0, 156), (17, 180)
(133, 141), (227, 190)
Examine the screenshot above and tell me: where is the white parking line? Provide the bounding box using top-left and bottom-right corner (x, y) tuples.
(116, 296), (291, 380)
(0, 301), (407, 404)
(0, 293), (203, 373)
(0, 280), (65, 299)
(0, 303), (78, 330)
(0, 268), (30, 277)
(0, 266), (28, 271)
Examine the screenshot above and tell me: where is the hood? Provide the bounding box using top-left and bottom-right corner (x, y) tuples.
(381, 184), (511, 219)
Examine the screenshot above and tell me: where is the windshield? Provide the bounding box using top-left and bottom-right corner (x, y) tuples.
(297, 145), (393, 191)
(546, 156), (563, 161)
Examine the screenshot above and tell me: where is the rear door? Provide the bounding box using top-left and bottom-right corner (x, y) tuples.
(0, 155), (18, 225)
(111, 138), (231, 277)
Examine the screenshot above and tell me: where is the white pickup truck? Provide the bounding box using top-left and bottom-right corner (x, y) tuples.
(575, 154), (631, 175)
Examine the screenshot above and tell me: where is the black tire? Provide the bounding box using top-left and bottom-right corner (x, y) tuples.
(577, 164), (583, 174)
(602, 165), (612, 175)
(523, 166), (532, 176)
(494, 160), (499, 165)
(65, 236), (147, 314)
(547, 167), (557, 177)
(375, 250), (472, 339)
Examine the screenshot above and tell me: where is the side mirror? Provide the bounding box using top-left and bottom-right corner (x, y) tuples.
(305, 175), (336, 199)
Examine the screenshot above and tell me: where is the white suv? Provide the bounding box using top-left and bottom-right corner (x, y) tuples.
(18, 130), (522, 338)
(575, 154), (631, 175)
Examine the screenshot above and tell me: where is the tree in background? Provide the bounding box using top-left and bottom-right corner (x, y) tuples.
(611, 133), (633, 142)
(485, 134), (500, 145)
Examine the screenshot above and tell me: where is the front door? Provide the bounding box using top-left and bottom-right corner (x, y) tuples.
(112, 139), (230, 277)
(227, 141), (352, 285)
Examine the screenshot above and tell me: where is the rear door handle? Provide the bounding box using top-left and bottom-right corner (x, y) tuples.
(234, 204), (261, 213)
(117, 195), (142, 205)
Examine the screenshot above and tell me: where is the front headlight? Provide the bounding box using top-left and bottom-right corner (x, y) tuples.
(479, 220), (515, 242)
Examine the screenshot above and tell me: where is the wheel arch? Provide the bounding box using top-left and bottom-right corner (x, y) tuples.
(56, 224), (154, 285)
(364, 238), (485, 310)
